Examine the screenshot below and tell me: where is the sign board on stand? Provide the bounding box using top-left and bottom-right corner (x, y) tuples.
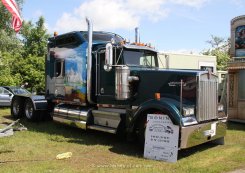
(144, 114), (179, 163)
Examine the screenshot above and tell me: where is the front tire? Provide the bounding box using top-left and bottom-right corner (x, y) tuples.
(137, 117), (147, 147)
(136, 110), (172, 147)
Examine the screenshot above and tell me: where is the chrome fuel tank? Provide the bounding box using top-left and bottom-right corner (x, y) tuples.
(115, 66), (130, 100)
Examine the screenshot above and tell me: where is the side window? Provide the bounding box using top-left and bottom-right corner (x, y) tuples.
(3, 88), (10, 95)
(0, 87), (3, 94)
(140, 55), (156, 67)
(238, 70), (245, 99)
(55, 61), (62, 77)
(55, 60), (65, 77)
(200, 66), (214, 72)
(100, 52), (106, 70)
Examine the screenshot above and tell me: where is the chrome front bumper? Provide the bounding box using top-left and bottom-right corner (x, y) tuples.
(180, 118), (227, 149)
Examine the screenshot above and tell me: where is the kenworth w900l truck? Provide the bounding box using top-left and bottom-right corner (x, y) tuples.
(11, 19), (227, 149)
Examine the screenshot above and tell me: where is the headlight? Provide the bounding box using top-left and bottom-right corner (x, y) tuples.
(218, 104), (224, 112)
(182, 107), (195, 116)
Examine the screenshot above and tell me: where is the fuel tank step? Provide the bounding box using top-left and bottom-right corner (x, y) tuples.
(92, 109), (121, 129)
(87, 125), (117, 134)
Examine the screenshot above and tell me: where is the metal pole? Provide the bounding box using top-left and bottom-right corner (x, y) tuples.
(180, 79), (183, 120)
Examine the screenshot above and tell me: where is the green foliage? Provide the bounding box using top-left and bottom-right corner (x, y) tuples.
(203, 35), (230, 71)
(0, 30), (23, 53)
(0, 52), (45, 92)
(11, 54), (45, 92)
(203, 49), (230, 71)
(0, 52), (22, 86)
(20, 16), (50, 57)
(0, 8), (48, 92)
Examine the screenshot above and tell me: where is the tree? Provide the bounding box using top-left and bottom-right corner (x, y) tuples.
(0, 30), (23, 53)
(20, 16), (50, 57)
(0, 1), (49, 92)
(13, 16), (50, 92)
(0, 12), (49, 92)
(202, 35), (230, 71)
(11, 54), (45, 92)
(0, 52), (22, 86)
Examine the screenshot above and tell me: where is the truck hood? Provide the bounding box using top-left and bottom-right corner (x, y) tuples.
(129, 67), (202, 105)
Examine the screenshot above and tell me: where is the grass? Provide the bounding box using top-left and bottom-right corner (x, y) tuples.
(0, 108), (245, 173)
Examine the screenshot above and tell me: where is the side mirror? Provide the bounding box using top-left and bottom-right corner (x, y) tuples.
(104, 43), (113, 72)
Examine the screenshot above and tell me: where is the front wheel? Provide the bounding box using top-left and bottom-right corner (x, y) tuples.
(24, 99), (38, 121)
(136, 111), (171, 147)
(137, 117), (147, 147)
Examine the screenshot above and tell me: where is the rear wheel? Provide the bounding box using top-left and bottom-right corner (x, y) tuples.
(24, 99), (38, 121)
(11, 97), (23, 119)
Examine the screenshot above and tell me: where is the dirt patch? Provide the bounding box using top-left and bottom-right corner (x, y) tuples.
(227, 169), (245, 173)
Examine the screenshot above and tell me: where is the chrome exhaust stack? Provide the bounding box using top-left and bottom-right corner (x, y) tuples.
(135, 27), (140, 43)
(86, 18), (93, 104)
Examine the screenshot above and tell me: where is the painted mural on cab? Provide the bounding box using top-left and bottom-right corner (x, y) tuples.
(235, 25), (245, 57)
(64, 43), (87, 103)
(47, 42), (87, 104)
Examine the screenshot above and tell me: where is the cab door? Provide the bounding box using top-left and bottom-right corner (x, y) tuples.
(0, 87), (12, 106)
(98, 51), (115, 97)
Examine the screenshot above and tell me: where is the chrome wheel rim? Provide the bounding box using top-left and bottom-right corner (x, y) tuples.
(25, 101), (33, 119)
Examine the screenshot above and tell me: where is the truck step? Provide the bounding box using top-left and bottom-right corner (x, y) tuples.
(87, 125), (117, 134)
(92, 110), (121, 129)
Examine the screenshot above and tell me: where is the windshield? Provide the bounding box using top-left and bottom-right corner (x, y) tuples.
(123, 50), (158, 68)
(11, 88), (30, 95)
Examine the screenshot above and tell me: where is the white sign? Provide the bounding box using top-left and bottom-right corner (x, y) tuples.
(144, 114), (179, 163)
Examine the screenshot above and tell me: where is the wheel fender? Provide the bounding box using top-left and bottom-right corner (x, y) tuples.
(129, 98), (181, 132)
(11, 95), (26, 105)
(30, 95), (48, 111)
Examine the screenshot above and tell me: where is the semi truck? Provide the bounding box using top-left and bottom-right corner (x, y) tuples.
(10, 19), (227, 149)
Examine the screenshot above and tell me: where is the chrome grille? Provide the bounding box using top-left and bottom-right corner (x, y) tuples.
(197, 73), (218, 122)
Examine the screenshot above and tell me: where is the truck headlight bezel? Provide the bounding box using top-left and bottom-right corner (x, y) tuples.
(182, 107), (195, 116)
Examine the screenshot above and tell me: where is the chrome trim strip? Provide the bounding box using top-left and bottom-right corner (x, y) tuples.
(123, 44), (157, 52)
(33, 100), (47, 103)
(53, 116), (87, 129)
